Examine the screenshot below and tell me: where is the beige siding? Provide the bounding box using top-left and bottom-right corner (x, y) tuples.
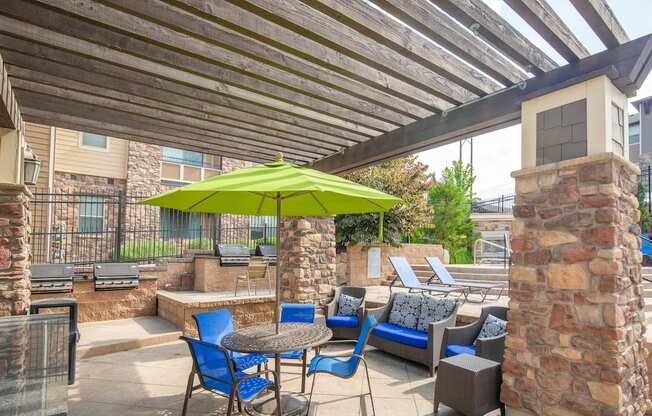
(24, 122), (51, 191)
(54, 128), (128, 179)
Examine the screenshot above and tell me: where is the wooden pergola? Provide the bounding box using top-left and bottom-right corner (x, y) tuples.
(0, 0), (650, 172)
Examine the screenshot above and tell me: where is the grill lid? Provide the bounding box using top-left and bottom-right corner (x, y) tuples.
(255, 245), (276, 258)
(216, 244), (250, 258)
(31, 264), (74, 280)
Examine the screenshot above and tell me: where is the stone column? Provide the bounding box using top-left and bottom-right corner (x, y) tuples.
(503, 154), (649, 415)
(278, 216), (336, 305)
(0, 183), (31, 316)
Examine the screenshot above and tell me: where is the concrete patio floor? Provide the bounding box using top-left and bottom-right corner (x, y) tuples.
(70, 340), (502, 416)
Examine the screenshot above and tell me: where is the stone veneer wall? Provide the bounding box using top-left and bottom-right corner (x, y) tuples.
(279, 217), (336, 304)
(125, 142), (161, 233)
(503, 153), (649, 415)
(31, 278), (157, 322)
(194, 256), (276, 293)
(0, 184), (31, 316)
(157, 291), (275, 336)
(343, 243), (448, 287)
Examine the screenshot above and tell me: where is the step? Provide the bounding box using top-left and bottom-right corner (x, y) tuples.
(445, 265), (509, 275)
(77, 316), (182, 360)
(450, 272), (509, 282)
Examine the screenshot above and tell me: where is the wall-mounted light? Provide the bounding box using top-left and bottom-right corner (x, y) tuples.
(23, 144), (41, 186)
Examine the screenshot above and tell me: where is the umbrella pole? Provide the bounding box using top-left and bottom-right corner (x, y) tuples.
(275, 194), (281, 334)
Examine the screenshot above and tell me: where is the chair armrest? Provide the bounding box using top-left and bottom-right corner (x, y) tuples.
(356, 306), (365, 324)
(365, 302), (390, 322)
(442, 318), (483, 347)
(428, 308), (458, 364)
(323, 297), (337, 318)
(476, 334), (506, 363)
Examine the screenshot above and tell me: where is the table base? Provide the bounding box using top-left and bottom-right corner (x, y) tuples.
(246, 392), (309, 416)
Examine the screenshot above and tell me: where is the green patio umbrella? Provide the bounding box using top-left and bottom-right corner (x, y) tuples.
(141, 154), (401, 332)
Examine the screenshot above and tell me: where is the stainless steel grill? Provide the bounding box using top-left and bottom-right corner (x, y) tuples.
(30, 264), (74, 294)
(255, 245), (277, 265)
(216, 244), (250, 266)
(94, 263), (139, 290)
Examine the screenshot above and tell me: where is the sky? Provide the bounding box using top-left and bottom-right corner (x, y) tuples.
(417, 0), (652, 200)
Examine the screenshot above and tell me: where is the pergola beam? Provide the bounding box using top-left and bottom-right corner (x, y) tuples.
(569, 0), (629, 49)
(431, 0), (557, 75)
(365, 0), (526, 86)
(173, 0), (448, 112)
(224, 0), (477, 104)
(504, 0), (590, 62)
(0, 52), (21, 129)
(313, 34), (652, 173)
(97, 0), (433, 120)
(0, 36), (366, 147)
(301, 0), (508, 90)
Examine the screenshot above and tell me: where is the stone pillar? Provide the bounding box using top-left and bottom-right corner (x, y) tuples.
(125, 141), (161, 235)
(0, 183), (32, 316)
(278, 216), (336, 305)
(503, 153), (649, 415)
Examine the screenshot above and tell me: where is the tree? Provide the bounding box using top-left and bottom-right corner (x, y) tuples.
(335, 156), (431, 247)
(427, 161), (478, 263)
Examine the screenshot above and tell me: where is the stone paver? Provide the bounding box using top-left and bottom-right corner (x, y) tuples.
(70, 340), (502, 416)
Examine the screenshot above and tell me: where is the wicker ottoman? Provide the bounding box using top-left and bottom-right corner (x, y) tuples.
(434, 354), (505, 416)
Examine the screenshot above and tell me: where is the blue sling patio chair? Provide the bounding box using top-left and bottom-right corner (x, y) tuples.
(306, 315), (379, 416)
(193, 309), (268, 372)
(180, 336), (281, 416)
(265, 303), (315, 393)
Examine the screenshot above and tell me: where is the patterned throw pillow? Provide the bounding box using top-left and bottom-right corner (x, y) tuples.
(388, 293), (422, 330)
(476, 314), (507, 343)
(416, 297), (457, 332)
(337, 293), (363, 317)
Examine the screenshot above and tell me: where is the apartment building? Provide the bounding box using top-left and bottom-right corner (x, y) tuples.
(23, 123), (268, 264)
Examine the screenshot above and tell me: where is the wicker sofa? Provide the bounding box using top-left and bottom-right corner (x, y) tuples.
(367, 292), (459, 376)
(323, 286), (366, 340)
(440, 306), (508, 364)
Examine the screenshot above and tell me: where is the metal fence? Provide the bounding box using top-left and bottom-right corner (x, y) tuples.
(639, 164), (652, 214)
(470, 194), (515, 214)
(31, 189), (276, 265)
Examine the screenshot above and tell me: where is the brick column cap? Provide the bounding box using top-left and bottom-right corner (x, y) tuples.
(0, 183), (32, 197)
(512, 152), (640, 179)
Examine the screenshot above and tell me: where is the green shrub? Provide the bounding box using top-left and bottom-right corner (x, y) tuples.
(450, 248), (473, 264)
(109, 240), (179, 261)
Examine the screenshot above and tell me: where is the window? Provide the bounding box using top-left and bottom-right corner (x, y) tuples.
(630, 123), (641, 145)
(203, 154), (222, 170)
(161, 147), (203, 166)
(79, 196), (104, 233)
(160, 208), (202, 239)
(611, 103), (624, 157)
(80, 132), (108, 150)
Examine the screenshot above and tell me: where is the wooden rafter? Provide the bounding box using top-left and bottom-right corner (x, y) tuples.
(223, 0), (478, 104)
(0, 52), (21, 129)
(0, 0), (637, 166)
(504, 0), (590, 62)
(569, 0), (629, 49)
(0, 37), (366, 149)
(360, 0), (526, 86)
(431, 0), (557, 75)
(300, 0), (506, 91)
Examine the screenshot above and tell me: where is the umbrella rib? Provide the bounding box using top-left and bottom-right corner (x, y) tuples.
(309, 192), (329, 215)
(255, 192), (267, 215)
(188, 191), (220, 211)
(281, 191), (313, 200)
(363, 197), (386, 211)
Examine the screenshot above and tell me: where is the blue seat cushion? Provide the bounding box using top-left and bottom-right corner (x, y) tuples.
(232, 352), (268, 371)
(203, 371), (273, 401)
(372, 322), (428, 349)
(445, 344), (476, 358)
(265, 350), (304, 360)
(327, 316), (359, 328)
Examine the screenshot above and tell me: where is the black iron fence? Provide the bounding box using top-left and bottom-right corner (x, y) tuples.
(639, 164), (652, 214)
(31, 189), (276, 265)
(470, 194), (514, 214)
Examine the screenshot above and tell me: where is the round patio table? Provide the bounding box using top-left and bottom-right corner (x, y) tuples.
(222, 322), (332, 416)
